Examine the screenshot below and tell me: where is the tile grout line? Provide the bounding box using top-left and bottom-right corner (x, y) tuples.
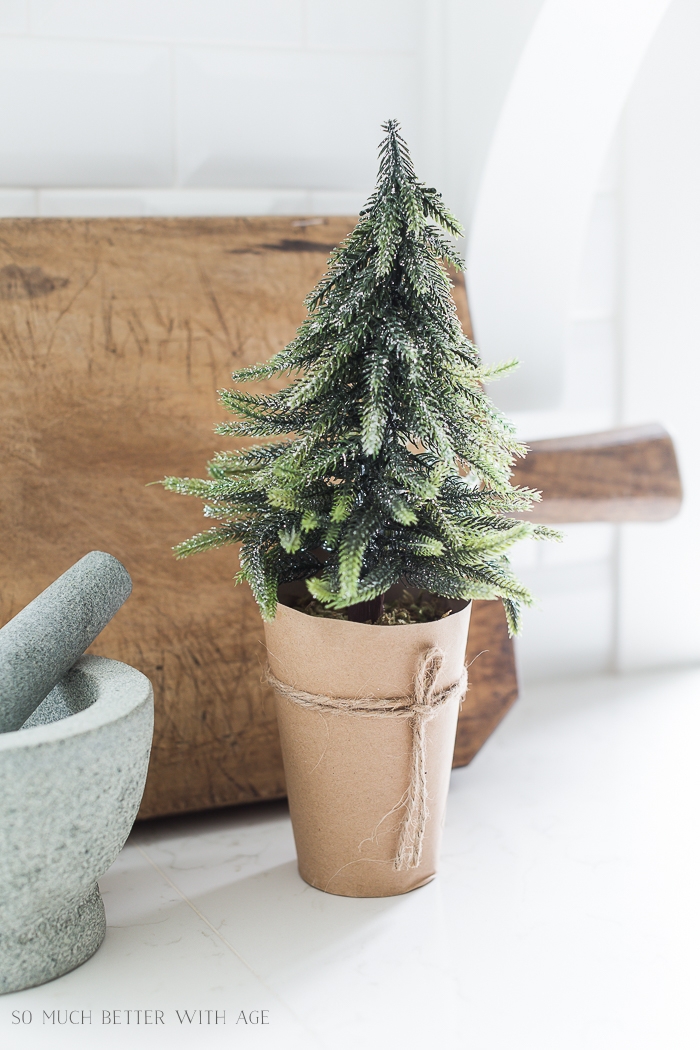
(134, 844), (327, 1048)
(134, 844), (259, 973)
(0, 30), (415, 57)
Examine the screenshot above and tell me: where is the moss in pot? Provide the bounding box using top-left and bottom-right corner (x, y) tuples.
(162, 120), (557, 897)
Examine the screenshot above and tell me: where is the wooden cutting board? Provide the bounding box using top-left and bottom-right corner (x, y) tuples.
(0, 216), (515, 818)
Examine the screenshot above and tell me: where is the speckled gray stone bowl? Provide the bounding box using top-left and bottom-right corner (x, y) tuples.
(0, 654), (153, 994)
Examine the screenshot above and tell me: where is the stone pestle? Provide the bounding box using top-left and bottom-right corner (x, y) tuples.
(0, 551), (132, 733)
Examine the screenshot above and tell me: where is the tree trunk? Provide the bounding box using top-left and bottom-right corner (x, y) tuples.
(346, 592), (386, 625)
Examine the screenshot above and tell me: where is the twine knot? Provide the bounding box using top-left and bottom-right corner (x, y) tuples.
(265, 645), (467, 872)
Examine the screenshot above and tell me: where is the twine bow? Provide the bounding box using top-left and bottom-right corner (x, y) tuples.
(264, 646), (467, 871)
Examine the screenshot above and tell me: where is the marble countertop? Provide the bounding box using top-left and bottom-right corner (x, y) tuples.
(3, 667), (698, 1050)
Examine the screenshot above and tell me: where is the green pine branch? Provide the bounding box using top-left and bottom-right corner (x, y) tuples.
(162, 119), (560, 630)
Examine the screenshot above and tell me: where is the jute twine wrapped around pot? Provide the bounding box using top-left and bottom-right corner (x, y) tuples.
(266, 646), (467, 871)
(263, 588), (472, 898)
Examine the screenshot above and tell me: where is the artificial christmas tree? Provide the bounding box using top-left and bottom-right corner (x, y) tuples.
(165, 120), (553, 632)
(164, 121), (555, 896)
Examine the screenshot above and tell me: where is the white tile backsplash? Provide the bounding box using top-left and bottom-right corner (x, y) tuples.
(0, 189), (37, 215)
(0, 39), (172, 187)
(508, 536), (539, 570)
(540, 523), (615, 567)
(306, 0), (420, 52)
(509, 525), (615, 683)
(515, 578), (614, 680)
(0, 0), (27, 34)
(37, 187), (365, 216)
(595, 127), (622, 195)
(572, 192), (619, 320)
(510, 150), (621, 681)
(30, 0), (303, 47)
(175, 46), (417, 190)
(38, 190), (160, 217)
(563, 317), (617, 423)
(617, 0), (700, 671)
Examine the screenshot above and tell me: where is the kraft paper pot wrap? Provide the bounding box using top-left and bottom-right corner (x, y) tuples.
(263, 587), (471, 898)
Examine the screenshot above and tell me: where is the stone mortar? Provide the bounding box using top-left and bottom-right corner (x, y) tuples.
(0, 654), (153, 994)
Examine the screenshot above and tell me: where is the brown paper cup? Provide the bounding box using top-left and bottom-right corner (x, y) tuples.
(263, 587), (471, 898)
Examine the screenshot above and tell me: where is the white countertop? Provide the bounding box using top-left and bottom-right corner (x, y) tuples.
(3, 667), (699, 1050)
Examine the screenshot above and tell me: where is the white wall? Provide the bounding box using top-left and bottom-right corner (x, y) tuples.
(617, 0), (700, 670)
(510, 139), (621, 682)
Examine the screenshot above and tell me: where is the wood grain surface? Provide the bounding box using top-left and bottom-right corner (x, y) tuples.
(455, 599), (518, 767)
(0, 216), (493, 818)
(0, 216), (357, 817)
(513, 423), (682, 522)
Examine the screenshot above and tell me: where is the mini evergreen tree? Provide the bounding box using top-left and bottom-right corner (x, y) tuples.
(163, 121), (556, 633)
